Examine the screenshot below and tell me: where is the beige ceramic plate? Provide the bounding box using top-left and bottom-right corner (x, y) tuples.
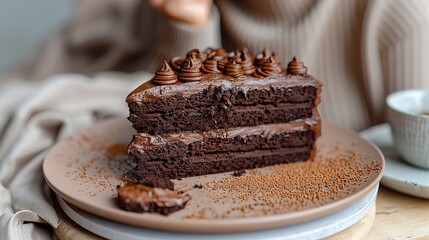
(43, 117), (384, 233)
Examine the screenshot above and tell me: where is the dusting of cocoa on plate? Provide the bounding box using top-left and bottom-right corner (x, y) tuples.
(65, 141), (134, 197)
(184, 148), (382, 219)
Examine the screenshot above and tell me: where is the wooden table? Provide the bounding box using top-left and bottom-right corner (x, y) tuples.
(54, 186), (429, 239)
(366, 187), (429, 239)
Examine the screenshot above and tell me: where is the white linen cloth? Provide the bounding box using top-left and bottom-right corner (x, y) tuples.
(0, 72), (151, 240)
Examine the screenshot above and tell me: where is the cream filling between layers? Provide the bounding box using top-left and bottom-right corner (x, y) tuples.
(128, 111), (320, 154)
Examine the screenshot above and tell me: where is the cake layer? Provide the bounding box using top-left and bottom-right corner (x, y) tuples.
(127, 147), (313, 180)
(128, 114), (320, 162)
(127, 75), (322, 134)
(130, 102), (314, 134)
(128, 77), (319, 114)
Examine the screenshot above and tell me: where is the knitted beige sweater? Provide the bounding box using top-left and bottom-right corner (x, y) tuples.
(20, 0), (429, 130)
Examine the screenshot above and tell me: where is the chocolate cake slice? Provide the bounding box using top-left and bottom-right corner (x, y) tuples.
(126, 48), (322, 180)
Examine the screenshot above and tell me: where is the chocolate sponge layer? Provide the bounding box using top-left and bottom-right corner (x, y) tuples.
(129, 102), (314, 134)
(128, 147), (313, 180)
(129, 84), (318, 114)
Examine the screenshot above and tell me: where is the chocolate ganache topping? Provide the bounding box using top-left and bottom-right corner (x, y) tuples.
(236, 51), (255, 75)
(179, 57), (203, 82)
(287, 56), (308, 75)
(229, 47), (250, 61)
(148, 48), (309, 84)
(213, 48), (228, 58)
(152, 60), (178, 85)
(254, 49), (271, 67)
(169, 57), (185, 72)
(206, 48), (228, 71)
(224, 60), (244, 78)
(254, 56), (282, 77)
(201, 58), (221, 73)
(216, 58), (228, 71)
(186, 48), (205, 67)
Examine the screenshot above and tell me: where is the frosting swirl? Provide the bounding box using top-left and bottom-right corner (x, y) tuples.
(287, 56), (308, 75)
(254, 56), (282, 77)
(235, 51), (255, 75)
(254, 49), (272, 67)
(207, 50), (228, 71)
(229, 47), (249, 60)
(186, 48), (205, 67)
(179, 57), (203, 82)
(169, 57), (185, 72)
(224, 60), (244, 78)
(217, 59), (228, 71)
(214, 48), (228, 58)
(152, 60), (178, 85)
(201, 59), (221, 73)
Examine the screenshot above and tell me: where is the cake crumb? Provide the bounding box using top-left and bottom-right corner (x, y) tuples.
(194, 184), (204, 189)
(232, 170), (246, 177)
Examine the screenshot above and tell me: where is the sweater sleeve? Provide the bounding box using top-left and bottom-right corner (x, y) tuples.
(363, 0), (429, 123)
(143, 5), (222, 72)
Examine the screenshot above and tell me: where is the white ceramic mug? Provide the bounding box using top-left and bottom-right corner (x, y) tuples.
(387, 89), (429, 169)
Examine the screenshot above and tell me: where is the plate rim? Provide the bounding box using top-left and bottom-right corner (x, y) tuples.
(43, 117), (385, 232)
(55, 185), (378, 240)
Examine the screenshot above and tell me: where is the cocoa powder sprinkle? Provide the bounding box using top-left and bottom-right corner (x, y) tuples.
(184, 148), (382, 219)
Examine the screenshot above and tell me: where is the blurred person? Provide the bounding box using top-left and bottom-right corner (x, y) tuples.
(6, 0), (429, 131)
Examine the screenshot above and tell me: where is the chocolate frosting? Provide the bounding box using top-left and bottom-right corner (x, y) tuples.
(236, 51), (255, 75)
(186, 48), (204, 67)
(204, 47), (228, 58)
(152, 60), (178, 85)
(126, 48), (319, 102)
(254, 49), (283, 70)
(254, 49), (272, 67)
(216, 59), (228, 71)
(287, 56), (308, 75)
(229, 47), (251, 61)
(207, 49), (228, 71)
(201, 59), (221, 73)
(224, 60), (244, 78)
(179, 57), (203, 82)
(169, 57), (185, 72)
(254, 56), (282, 77)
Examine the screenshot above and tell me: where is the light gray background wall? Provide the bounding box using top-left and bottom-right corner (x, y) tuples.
(0, 0), (73, 72)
